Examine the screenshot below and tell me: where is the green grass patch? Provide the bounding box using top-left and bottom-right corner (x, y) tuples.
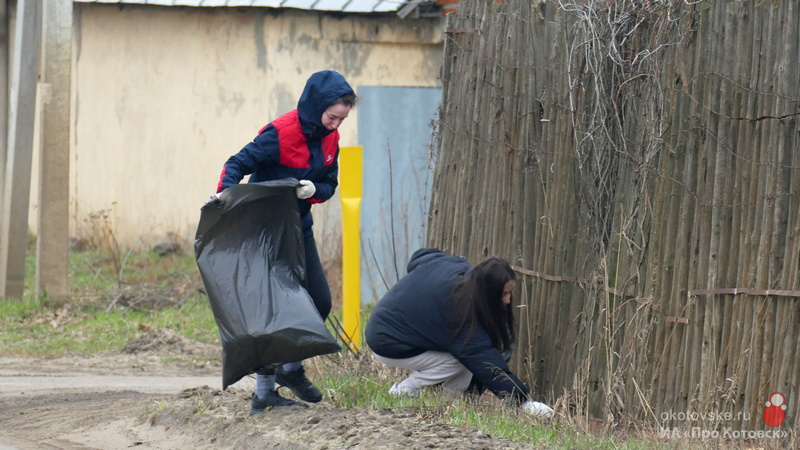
(0, 245), (217, 357)
(310, 352), (666, 450)
(0, 294), (218, 357)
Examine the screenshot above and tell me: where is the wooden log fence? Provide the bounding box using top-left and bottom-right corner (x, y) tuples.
(427, 0), (800, 433)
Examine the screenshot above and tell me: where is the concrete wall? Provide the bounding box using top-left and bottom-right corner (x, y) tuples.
(28, 4), (443, 250)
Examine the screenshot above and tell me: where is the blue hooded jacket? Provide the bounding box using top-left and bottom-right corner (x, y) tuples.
(217, 70), (355, 236)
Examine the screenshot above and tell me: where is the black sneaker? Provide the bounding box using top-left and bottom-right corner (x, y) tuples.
(275, 366), (323, 403)
(250, 391), (308, 414)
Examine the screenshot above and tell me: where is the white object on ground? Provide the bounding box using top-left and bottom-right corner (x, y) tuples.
(522, 400), (554, 418)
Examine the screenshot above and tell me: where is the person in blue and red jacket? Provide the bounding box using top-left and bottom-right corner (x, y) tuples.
(216, 70), (357, 413)
(365, 248), (554, 418)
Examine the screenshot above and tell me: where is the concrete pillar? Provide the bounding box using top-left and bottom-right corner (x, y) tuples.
(36, 0), (72, 299)
(0, 2), (9, 221)
(0, 0), (42, 298)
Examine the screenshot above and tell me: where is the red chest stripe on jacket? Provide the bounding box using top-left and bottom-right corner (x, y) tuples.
(266, 111), (339, 168)
(216, 166), (226, 193)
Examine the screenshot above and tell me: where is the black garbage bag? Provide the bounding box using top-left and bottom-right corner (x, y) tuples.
(194, 178), (341, 390)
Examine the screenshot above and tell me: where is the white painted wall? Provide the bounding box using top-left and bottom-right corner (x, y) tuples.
(27, 4), (443, 251)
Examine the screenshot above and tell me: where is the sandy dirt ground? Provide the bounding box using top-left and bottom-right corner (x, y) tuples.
(0, 329), (535, 449)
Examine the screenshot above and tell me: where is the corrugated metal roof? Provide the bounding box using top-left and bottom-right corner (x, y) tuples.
(74, 0), (415, 14)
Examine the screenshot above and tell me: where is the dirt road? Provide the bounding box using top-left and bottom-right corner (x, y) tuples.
(0, 331), (534, 449)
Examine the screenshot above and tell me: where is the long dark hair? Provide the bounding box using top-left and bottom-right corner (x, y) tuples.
(450, 256), (516, 351)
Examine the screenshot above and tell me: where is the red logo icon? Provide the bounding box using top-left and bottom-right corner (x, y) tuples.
(762, 392), (787, 427)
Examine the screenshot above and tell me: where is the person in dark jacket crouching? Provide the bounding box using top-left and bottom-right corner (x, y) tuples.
(365, 248), (554, 418)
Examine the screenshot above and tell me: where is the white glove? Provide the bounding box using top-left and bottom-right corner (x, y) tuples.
(522, 400), (554, 418)
(204, 192), (221, 205)
(296, 180), (316, 199)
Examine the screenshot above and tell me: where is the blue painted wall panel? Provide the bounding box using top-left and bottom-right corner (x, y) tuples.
(356, 86), (441, 305)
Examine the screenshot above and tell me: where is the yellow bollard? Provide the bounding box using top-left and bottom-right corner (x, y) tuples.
(339, 146), (363, 350)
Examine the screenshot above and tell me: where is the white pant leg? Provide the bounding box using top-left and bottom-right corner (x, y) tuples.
(374, 351), (473, 394)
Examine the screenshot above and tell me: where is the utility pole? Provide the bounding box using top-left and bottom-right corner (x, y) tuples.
(0, 0), (43, 298)
(0, 2), (8, 218)
(36, 0), (72, 299)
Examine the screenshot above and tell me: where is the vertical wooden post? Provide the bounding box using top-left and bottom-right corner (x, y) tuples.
(0, 0), (42, 298)
(36, 0), (72, 299)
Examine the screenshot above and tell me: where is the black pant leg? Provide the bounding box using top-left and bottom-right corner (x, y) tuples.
(303, 234), (332, 320)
